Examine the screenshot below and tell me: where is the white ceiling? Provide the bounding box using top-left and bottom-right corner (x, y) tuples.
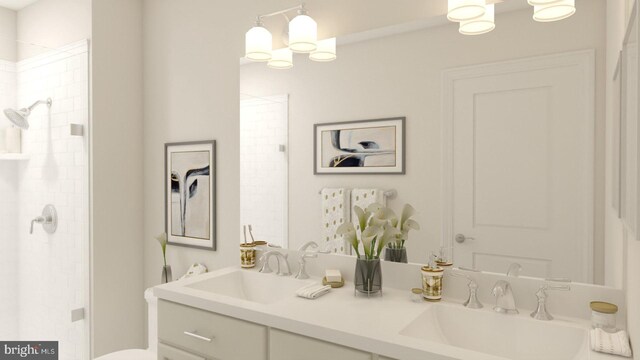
(0, 0), (38, 11)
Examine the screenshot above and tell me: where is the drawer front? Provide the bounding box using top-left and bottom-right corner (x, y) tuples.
(158, 343), (207, 360)
(270, 328), (372, 360)
(158, 300), (267, 360)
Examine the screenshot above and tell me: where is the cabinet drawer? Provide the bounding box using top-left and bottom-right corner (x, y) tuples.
(158, 343), (206, 360)
(270, 328), (372, 360)
(158, 300), (267, 360)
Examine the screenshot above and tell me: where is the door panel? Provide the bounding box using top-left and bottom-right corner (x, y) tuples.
(445, 51), (595, 282)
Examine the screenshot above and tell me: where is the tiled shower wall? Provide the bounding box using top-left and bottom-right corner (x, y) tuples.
(15, 41), (88, 360)
(0, 59), (18, 339)
(240, 95), (288, 247)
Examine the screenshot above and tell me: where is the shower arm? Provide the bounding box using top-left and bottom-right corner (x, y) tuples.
(26, 98), (52, 111)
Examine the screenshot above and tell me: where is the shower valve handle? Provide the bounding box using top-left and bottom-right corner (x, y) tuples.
(30, 216), (45, 234)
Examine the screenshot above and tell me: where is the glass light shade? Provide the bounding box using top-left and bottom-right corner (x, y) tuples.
(309, 37), (336, 62)
(533, 0), (576, 22)
(267, 48), (293, 70)
(459, 4), (495, 35)
(245, 25), (272, 61)
(289, 14), (317, 53)
(447, 0), (486, 22)
(528, 0), (562, 5)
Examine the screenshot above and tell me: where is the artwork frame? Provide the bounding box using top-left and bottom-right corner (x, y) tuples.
(165, 140), (216, 250)
(314, 117), (406, 175)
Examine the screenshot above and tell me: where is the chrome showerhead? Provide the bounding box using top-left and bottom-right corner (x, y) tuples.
(3, 108), (30, 129)
(3, 98), (52, 130)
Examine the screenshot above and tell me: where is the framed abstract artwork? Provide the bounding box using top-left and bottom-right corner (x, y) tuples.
(314, 117), (406, 174)
(165, 140), (216, 250)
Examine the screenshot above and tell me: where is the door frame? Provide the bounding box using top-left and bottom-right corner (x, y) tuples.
(441, 50), (595, 282)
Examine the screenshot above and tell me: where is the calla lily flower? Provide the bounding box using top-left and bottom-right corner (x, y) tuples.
(337, 222), (360, 258)
(155, 232), (168, 266)
(362, 226), (382, 258)
(353, 206), (370, 232)
(377, 224), (401, 254)
(399, 204), (416, 228)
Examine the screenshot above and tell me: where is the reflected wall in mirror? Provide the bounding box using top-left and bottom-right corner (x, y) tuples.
(239, 0), (632, 287)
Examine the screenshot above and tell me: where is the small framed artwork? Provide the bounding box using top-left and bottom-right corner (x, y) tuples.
(314, 117), (405, 174)
(165, 140), (216, 250)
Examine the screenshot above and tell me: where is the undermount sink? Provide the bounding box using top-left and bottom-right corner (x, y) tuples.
(186, 269), (314, 304)
(400, 303), (589, 360)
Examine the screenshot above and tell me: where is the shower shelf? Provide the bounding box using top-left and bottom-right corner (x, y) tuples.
(0, 153), (29, 161)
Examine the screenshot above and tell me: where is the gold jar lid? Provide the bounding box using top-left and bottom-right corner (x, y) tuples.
(590, 301), (618, 314)
(240, 243), (256, 248)
(421, 265), (443, 273)
(253, 240), (267, 246)
(411, 288), (423, 294)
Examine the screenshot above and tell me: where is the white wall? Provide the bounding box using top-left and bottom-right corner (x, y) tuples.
(240, 2), (607, 272)
(90, 0), (144, 356)
(0, 7), (16, 61)
(17, 0), (90, 61)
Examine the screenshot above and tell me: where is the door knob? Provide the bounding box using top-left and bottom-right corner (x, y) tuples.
(455, 233), (475, 243)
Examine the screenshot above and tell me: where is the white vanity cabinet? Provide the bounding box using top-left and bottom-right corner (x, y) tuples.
(269, 328), (372, 360)
(158, 300), (268, 360)
(158, 300), (398, 360)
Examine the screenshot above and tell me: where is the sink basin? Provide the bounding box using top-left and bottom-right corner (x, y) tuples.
(400, 303), (589, 360)
(186, 270), (314, 304)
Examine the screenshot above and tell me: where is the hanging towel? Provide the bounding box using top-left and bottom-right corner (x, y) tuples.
(321, 188), (351, 254)
(296, 283), (332, 299)
(590, 328), (632, 357)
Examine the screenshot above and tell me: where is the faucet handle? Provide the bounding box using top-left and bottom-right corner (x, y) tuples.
(530, 280), (571, 321)
(450, 270), (483, 309)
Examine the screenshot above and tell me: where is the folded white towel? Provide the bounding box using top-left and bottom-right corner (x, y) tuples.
(590, 328), (632, 357)
(296, 283), (331, 299)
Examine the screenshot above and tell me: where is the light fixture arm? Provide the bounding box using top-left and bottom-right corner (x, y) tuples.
(256, 4), (303, 22)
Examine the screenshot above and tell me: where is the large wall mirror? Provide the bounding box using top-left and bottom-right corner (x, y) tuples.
(239, 0), (637, 288)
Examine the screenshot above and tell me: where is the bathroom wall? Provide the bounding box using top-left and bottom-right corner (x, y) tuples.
(0, 7), (16, 61)
(240, 95), (288, 248)
(91, 0), (144, 356)
(240, 2), (607, 271)
(16, 0), (91, 61)
(0, 58), (17, 339)
(15, 40), (89, 360)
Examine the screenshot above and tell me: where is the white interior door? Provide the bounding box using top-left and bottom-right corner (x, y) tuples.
(443, 51), (595, 283)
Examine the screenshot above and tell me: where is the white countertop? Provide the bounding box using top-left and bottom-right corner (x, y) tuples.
(154, 266), (621, 360)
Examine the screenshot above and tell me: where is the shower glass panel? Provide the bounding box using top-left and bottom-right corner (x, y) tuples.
(0, 30), (90, 360)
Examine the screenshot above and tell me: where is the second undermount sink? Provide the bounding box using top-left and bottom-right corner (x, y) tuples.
(186, 269), (314, 305)
(400, 303), (589, 360)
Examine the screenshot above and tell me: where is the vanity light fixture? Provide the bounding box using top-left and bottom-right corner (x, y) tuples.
(245, 19), (273, 61)
(288, 4), (318, 53)
(531, 0), (576, 22)
(459, 3), (495, 35)
(447, 0), (486, 22)
(309, 37), (337, 62)
(268, 48), (294, 69)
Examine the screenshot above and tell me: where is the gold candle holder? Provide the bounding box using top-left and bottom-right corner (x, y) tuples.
(240, 243), (256, 268)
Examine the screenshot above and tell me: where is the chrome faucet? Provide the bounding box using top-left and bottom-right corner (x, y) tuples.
(297, 240), (331, 254)
(451, 268), (483, 309)
(530, 279), (571, 321)
(258, 250), (292, 276)
(491, 263), (522, 314)
(294, 252), (317, 279)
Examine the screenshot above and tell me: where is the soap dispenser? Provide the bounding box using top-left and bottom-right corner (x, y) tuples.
(421, 253), (444, 301)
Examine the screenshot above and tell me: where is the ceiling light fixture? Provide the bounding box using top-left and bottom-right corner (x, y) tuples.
(459, 4), (495, 35)
(447, 0), (486, 22)
(288, 4), (318, 53)
(245, 3), (335, 70)
(268, 48), (294, 69)
(309, 38), (336, 62)
(532, 0), (576, 22)
(245, 19), (273, 62)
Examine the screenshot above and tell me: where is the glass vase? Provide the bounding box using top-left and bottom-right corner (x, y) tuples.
(161, 265), (172, 284)
(384, 247), (408, 263)
(354, 257), (382, 296)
